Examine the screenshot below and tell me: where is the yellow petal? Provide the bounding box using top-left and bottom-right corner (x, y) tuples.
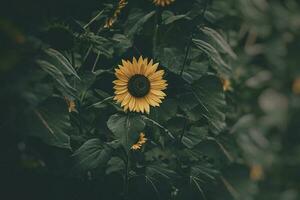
(114, 85), (128, 91)
(113, 80), (128, 86)
(151, 80), (167, 86)
(145, 63), (159, 76)
(129, 97), (136, 111)
(138, 56), (143, 65)
(121, 93), (131, 107)
(145, 95), (160, 107)
(149, 70), (164, 81)
(115, 88), (128, 95)
(137, 98), (144, 113)
(150, 89), (166, 97)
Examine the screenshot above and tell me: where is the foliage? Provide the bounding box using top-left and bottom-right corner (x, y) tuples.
(1, 0), (300, 200)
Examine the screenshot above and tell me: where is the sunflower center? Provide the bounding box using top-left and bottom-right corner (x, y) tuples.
(128, 75), (150, 97)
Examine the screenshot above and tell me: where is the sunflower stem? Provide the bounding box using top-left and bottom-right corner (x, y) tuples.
(152, 8), (161, 60)
(180, 0), (209, 76)
(92, 51), (101, 72)
(123, 150), (130, 200)
(179, 119), (188, 142)
(179, 36), (192, 76)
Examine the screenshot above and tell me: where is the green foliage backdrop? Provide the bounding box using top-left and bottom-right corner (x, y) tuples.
(1, 0), (300, 200)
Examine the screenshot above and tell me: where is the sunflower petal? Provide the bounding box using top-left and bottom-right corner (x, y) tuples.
(149, 70), (164, 81)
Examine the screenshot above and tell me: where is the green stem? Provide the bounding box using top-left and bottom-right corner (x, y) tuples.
(179, 119), (188, 142)
(92, 51), (101, 72)
(152, 9), (161, 59)
(83, 10), (104, 29)
(124, 151), (130, 200)
(179, 37), (192, 76)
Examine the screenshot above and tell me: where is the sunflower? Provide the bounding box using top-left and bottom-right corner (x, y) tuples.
(131, 132), (147, 150)
(153, 0), (175, 7)
(113, 56), (167, 113)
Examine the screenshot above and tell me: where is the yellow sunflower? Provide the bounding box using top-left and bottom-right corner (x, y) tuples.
(153, 0), (175, 7)
(113, 56), (167, 113)
(131, 132), (147, 150)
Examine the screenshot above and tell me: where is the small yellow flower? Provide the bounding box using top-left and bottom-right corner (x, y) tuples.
(131, 132), (147, 150)
(250, 164), (264, 181)
(153, 0), (175, 7)
(64, 97), (76, 112)
(292, 78), (300, 95)
(104, 0), (128, 28)
(221, 77), (232, 92)
(113, 56), (167, 113)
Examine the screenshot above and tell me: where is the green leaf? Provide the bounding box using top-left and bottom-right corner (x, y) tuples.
(37, 60), (75, 97)
(107, 113), (145, 150)
(150, 99), (178, 122)
(27, 97), (71, 149)
(200, 27), (237, 59)
(162, 11), (189, 25)
(73, 138), (111, 171)
(83, 32), (113, 58)
(45, 48), (81, 79)
(146, 164), (177, 180)
(193, 39), (231, 75)
(105, 157), (125, 175)
(182, 61), (209, 83)
(112, 34), (132, 55)
(125, 9), (155, 40)
(157, 47), (185, 73)
(179, 75), (226, 134)
(182, 126), (208, 148)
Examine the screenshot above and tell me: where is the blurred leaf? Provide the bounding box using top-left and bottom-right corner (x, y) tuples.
(106, 157), (125, 175)
(27, 97), (71, 149)
(146, 164), (177, 180)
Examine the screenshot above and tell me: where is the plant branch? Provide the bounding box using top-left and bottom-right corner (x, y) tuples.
(92, 51), (101, 72)
(142, 115), (175, 139)
(83, 10), (104, 29)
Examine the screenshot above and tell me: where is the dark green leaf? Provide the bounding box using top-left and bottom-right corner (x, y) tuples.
(73, 138), (111, 171)
(27, 97), (71, 149)
(45, 48), (81, 79)
(182, 126), (208, 148)
(193, 39), (231, 75)
(107, 113), (145, 150)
